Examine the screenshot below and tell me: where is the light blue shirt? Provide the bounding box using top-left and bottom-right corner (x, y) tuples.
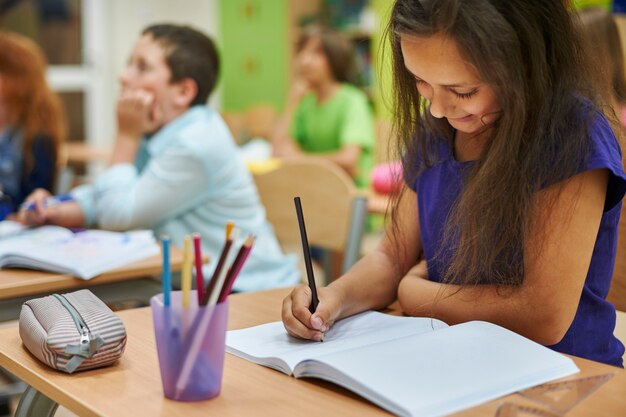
(73, 106), (299, 292)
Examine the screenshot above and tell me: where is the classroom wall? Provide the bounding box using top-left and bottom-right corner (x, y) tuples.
(97, 0), (219, 148)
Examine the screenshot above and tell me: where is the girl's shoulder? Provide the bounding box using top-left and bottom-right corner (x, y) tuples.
(568, 99), (626, 211)
(574, 99), (622, 160)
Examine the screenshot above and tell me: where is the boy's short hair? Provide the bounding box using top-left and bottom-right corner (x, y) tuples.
(143, 24), (219, 106)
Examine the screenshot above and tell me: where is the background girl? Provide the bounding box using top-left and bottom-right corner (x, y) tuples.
(271, 26), (375, 188)
(0, 31), (65, 218)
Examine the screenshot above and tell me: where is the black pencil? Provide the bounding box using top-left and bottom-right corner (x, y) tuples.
(294, 196), (319, 314)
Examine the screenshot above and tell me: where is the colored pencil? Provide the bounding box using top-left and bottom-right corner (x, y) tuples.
(181, 235), (192, 308)
(161, 236), (171, 306)
(192, 233), (204, 303)
(218, 235), (255, 302)
(226, 221), (235, 240)
(200, 232), (237, 306)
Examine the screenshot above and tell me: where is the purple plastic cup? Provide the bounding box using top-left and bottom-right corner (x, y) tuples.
(151, 291), (228, 401)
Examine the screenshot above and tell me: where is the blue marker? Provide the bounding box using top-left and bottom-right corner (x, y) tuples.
(161, 236), (171, 306)
(20, 194), (74, 211)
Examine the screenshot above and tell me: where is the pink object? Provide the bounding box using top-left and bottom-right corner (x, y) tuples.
(371, 162), (403, 194)
(151, 291), (228, 402)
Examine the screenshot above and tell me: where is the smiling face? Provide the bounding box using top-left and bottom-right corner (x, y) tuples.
(400, 33), (501, 134)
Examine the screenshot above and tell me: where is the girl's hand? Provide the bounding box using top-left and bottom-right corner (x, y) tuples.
(407, 259), (429, 280)
(16, 188), (52, 226)
(282, 284), (344, 341)
(287, 77), (310, 105)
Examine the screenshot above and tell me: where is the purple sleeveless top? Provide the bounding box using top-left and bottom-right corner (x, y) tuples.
(410, 112), (626, 367)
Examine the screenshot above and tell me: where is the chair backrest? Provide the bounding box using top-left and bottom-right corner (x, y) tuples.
(221, 112), (246, 144)
(244, 104), (277, 140)
(374, 118), (395, 164)
(253, 158), (367, 275)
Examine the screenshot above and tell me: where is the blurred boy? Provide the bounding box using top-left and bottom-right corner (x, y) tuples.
(19, 24), (299, 292)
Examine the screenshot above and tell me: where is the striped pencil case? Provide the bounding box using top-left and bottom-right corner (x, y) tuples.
(19, 289), (127, 374)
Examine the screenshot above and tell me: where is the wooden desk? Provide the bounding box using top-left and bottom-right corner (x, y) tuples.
(0, 247), (184, 300)
(0, 287), (624, 417)
(64, 143), (111, 165)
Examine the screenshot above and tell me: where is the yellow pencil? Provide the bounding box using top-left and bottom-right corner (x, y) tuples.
(181, 235), (192, 308)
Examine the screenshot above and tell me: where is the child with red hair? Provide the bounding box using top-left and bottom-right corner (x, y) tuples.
(0, 31), (65, 218)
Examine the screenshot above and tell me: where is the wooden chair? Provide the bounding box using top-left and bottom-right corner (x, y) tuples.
(253, 158), (368, 282)
(55, 142), (112, 193)
(244, 104), (277, 140)
(374, 118), (396, 164)
(221, 112), (246, 144)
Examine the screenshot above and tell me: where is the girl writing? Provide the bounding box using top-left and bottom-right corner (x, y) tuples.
(282, 0), (626, 367)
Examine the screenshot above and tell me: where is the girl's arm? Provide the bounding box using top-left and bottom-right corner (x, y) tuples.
(397, 168), (609, 345)
(282, 186), (423, 340)
(271, 79), (308, 158)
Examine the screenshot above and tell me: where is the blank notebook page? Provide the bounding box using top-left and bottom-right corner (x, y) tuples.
(294, 321), (579, 417)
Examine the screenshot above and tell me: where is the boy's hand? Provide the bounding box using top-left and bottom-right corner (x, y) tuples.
(282, 284), (344, 341)
(117, 89), (162, 138)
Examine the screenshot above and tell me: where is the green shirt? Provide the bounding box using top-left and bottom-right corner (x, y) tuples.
(290, 84), (375, 188)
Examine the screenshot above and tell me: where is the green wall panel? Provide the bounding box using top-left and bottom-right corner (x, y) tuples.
(220, 0), (288, 111)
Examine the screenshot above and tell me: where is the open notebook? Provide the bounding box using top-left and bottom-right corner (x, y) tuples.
(0, 225), (160, 279)
(226, 312), (579, 417)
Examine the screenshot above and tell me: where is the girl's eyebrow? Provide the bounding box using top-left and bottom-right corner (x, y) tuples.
(414, 75), (477, 88)
(408, 70), (477, 89)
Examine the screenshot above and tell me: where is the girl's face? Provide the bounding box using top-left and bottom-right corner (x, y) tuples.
(296, 38), (334, 85)
(400, 33), (501, 134)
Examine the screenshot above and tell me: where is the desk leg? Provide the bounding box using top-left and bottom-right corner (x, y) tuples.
(14, 386), (58, 417)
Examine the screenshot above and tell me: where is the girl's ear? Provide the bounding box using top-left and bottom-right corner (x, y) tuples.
(174, 78), (198, 108)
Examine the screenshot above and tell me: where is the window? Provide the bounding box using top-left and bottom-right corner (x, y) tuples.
(1, 0), (109, 147)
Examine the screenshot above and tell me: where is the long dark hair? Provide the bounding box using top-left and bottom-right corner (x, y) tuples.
(578, 7), (626, 107)
(387, 0), (614, 287)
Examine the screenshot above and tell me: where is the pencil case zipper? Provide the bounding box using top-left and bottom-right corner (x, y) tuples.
(52, 293), (104, 372)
